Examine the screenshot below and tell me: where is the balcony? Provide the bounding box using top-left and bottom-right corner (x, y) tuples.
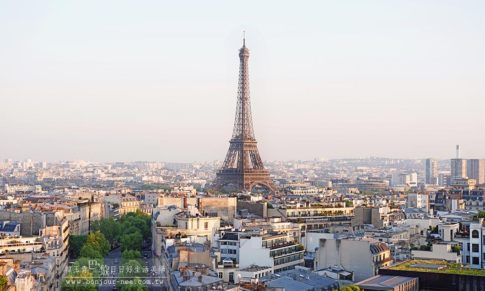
(274, 253), (305, 266)
(270, 243), (305, 258)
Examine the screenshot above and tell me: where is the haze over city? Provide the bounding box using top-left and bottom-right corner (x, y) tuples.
(4, 2), (485, 291)
(2, 0), (485, 162)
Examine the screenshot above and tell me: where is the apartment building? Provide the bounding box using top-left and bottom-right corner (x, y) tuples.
(461, 219), (485, 268)
(315, 236), (393, 281)
(239, 232), (304, 273)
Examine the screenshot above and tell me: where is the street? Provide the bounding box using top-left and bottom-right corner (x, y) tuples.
(98, 247), (121, 291)
(98, 240), (166, 291)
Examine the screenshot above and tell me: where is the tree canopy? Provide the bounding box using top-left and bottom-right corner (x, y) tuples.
(91, 218), (121, 247)
(85, 231), (111, 257)
(69, 235), (87, 259)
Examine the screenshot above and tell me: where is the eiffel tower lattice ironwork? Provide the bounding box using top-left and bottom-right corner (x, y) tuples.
(215, 38), (275, 192)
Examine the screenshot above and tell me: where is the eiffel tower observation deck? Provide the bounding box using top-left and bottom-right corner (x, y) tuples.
(215, 37), (275, 193)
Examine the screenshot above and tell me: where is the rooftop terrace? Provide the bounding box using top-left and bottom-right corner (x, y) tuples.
(387, 260), (485, 276)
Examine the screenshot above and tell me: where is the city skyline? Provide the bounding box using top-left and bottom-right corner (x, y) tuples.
(3, 2), (485, 290)
(2, 1), (485, 162)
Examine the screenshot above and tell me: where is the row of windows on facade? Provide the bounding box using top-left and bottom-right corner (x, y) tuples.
(274, 254), (303, 265)
(466, 243), (483, 253)
(270, 247), (302, 258)
(221, 249), (237, 254)
(464, 255), (481, 265)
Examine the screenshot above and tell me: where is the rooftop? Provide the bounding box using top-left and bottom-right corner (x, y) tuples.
(262, 268), (338, 291)
(239, 265), (272, 272)
(172, 271), (222, 287)
(0, 221), (19, 232)
(220, 232), (239, 241)
(370, 242), (390, 254)
(357, 275), (417, 288)
(387, 260), (485, 276)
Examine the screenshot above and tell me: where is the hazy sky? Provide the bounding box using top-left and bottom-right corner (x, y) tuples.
(1, 1), (484, 162)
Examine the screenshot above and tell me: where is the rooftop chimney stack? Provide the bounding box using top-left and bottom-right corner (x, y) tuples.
(456, 144), (460, 159)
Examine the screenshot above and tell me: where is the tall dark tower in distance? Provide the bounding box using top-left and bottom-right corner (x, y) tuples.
(215, 38), (275, 192)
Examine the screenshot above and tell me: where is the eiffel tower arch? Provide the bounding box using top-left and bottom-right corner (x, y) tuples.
(214, 38), (275, 193)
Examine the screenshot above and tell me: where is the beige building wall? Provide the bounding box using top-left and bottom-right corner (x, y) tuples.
(315, 239), (391, 282)
(198, 197), (237, 222)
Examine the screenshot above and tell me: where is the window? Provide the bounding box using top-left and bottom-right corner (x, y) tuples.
(204, 222), (208, 230)
(473, 257), (480, 265)
(218, 272), (223, 278)
(467, 243), (471, 251)
(466, 256), (470, 263)
(473, 244), (479, 252)
(472, 230), (479, 238)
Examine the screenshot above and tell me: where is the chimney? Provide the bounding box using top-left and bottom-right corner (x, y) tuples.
(456, 145), (460, 159)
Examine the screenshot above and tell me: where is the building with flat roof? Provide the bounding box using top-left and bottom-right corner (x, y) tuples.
(315, 236), (393, 281)
(261, 267), (339, 291)
(451, 159), (467, 179)
(411, 243), (461, 263)
(468, 159), (485, 185)
(380, 259), (485, 291)
(425, 158), (438, 185)
(239, 232), (305, 273)
(171, 267), (224, 291)
(357, 275), (418, 291)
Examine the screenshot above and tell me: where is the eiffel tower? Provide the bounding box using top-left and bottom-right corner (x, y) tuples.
(215, 38), (275, 192)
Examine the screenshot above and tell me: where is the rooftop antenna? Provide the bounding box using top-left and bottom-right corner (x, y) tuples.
(243, 30), (246, 47)
(456, 144), (460, 159)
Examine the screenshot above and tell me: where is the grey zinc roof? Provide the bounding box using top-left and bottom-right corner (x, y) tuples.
(262, 268), (339, 290)
(266, 277), (313, 291)
(357, 275), (416, 288)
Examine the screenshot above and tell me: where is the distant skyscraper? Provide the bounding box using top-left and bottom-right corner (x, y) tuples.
(425, 158), (438, 185)
(451, 145), (467, 179)
(451, 159), (467, 179)
(467, 159), (485, 185)
(215, 38), (275, 192)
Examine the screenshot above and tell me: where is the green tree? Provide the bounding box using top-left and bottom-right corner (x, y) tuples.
(85, 231), (110, 257)
(452, 244), (461, 254)
(122, 226), (141, 236)
(0, 275), (7, 290)
(122, 250), (142, 262)
(120, 232), (143, 252)
(69, 235), (87, 259)
(341, 285), (360, 291)
(122, 216), (150, 238)
(80, 244), (103, 259)
(92, 218), (122, 247)
(62, 257), (102, 291)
